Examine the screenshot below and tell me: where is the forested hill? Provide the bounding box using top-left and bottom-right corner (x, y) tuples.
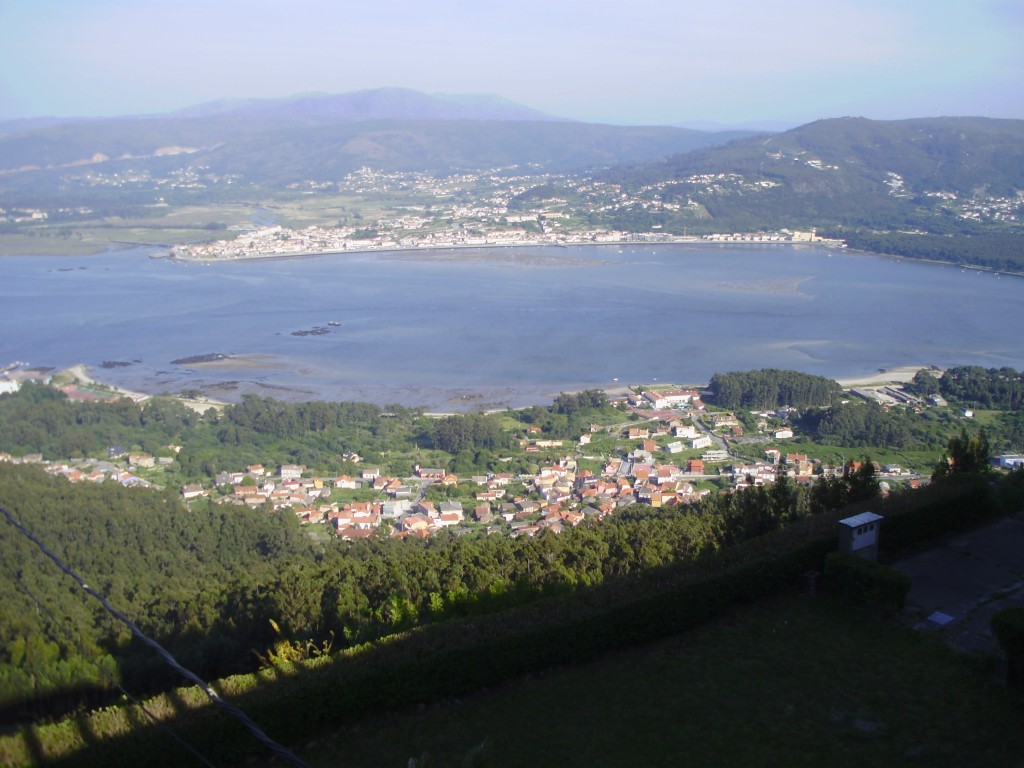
(601, 117), (1024, 271)
(0, 461), (317, 722)
(609, 117), (1024, 197)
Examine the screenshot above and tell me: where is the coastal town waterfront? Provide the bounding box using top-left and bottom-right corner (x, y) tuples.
(169, 223), (836, 262)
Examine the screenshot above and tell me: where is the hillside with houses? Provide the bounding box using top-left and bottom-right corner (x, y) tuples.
(3, 380), (942, 549)
(3, 364), (1024, 763)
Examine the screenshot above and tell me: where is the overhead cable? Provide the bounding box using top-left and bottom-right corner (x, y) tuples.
(0, 554), (217, 768)
(1, 503), (311, 768)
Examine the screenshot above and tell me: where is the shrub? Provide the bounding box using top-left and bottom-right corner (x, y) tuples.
(880, 477), (996, 551)
(823, 552), (911, 617)
(992, 607), (1024, 685)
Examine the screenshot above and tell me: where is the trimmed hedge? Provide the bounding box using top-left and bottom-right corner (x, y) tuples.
(879, 475), (1000, 552)
(992, 607), (1024, 685)
(823, 552), (911, 617)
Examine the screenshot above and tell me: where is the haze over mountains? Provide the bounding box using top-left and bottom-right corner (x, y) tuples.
(3, 87), (1019, 187)
(169, 87), (566, 122)
(0, 88), (755, 182)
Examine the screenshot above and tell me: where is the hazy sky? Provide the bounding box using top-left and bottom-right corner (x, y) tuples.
(1, 0), (1021, 126)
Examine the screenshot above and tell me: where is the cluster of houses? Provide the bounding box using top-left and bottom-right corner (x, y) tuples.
(4, 373), (955, 542)
(155, 391), (706, 538)
(0, 447), (164, 489)
(175, 429), (872, 541)
(729, 450), (820, 490)
(176, 450), (724, 540)
(42, 462), (158, 488)
(170, 220), (836, 263)
(162, 390), (754, 540)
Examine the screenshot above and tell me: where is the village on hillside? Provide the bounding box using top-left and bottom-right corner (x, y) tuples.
(2, 382), (952, 543)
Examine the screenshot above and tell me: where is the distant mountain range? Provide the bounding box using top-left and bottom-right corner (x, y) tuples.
(0, 88), (754, 183)
(168, 87), (566, 122)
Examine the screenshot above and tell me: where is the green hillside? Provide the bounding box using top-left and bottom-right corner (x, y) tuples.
(1, 375), (1022, 766)
(599, 117), (1024, 269)
(610, 117), (1024, 201)
(301, 594), (1024, 768)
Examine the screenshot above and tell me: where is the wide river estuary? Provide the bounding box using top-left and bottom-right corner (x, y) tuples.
(3, 243), (1022, 411)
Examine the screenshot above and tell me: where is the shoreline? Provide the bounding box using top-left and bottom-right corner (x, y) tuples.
(50, 361), (934, 412)
(167, 237), (1024, 280)
(8, 234), (1021, 281)
(167, 236), (843, 264)
(833, 365), (932, 388)
(838, 246), (1024, 279)
(56, 364), (227, 413)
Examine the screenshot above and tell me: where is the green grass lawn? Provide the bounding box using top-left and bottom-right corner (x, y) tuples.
(288, 593), (1023, 768)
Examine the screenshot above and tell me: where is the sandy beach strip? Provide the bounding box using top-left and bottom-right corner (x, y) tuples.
(60, 364), (227, 410)
(61, 364), (152, 402)
(834, 365), (935, 388)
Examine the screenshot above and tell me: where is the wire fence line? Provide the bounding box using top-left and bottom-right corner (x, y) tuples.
(1, 502), (311, 768)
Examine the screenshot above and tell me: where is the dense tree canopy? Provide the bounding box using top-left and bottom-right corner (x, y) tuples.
(0, 383), (197, 459)
(0, 462), (315, 721)
(552, 390), (608, 415)
(796, 401), (933, 449)
(708, 369), (843, 410)
(920, 366), (1024, 410)
(429, 413), (512, 454)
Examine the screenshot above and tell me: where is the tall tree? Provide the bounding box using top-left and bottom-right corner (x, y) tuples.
(934, 428), (991, 478)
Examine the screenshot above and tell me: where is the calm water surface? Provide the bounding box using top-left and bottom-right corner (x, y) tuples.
(2, 244), (1022, 410)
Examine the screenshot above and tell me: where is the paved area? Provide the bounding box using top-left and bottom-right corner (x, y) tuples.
(892, 513), (1024, 655)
